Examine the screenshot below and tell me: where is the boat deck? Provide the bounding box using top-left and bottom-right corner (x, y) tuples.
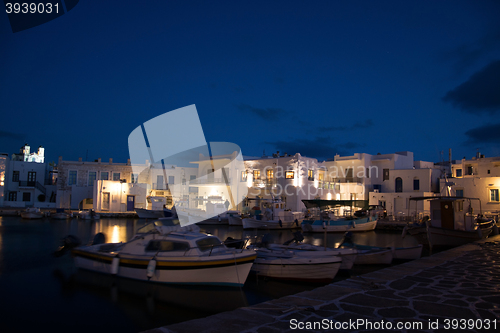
(143, 234), (500, 333)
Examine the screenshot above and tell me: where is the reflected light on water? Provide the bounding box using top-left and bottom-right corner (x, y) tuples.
(111, 225), (120, 243)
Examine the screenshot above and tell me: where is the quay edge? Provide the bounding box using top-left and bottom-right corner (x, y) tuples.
(143, 234), (500, 333)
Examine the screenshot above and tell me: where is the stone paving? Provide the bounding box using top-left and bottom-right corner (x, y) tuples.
(144, 235), (500, 333)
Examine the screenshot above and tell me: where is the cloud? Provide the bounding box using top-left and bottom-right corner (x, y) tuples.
(236, 104), (288, 120)
(0, 130), (24, 140)
(464, 123), (500, 145)
(442, 29), (500, 73)
(265, 136), (364, 160)
(443, 60), (500, 113)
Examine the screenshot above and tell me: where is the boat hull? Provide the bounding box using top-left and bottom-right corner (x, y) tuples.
(301, 218), (377, 233)
(407, 224), (493, 248)
(251, 256), (341, 282)
(353, 249), (393, 265)
(21, 212), (43, 219)
(51, 213), (70, 220)
(228, 215), (242, 226)
(242, 217), (300, 229)
(73, 248), (256, 287)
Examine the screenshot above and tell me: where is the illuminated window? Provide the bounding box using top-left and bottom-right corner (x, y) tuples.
(88, 172), (96, 186)
(68, 170), (77, 185)
(131, 173), (138, 183)
(308, 169), (314, 181)
(253, 170), (260, 179)
(491, 189), (499, 202)
(267, 169), (274, 179)
(285, 171), (294, 179)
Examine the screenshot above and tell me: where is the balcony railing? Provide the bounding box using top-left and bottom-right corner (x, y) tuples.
(18, 181), (46, 195)
(331, 177), (363, 184)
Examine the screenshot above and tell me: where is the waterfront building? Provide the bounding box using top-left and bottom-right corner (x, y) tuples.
(2, 144), (56, 208)
(0, 153), (8, 207)
(367, 152), (442, 217)
(443, 153), (500, 218)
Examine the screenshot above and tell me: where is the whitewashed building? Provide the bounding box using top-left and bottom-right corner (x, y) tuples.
(443, 153), (500, 217)
(2, 144), (56, 208)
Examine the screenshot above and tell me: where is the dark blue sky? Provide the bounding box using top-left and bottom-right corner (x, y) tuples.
(1, 1), (500, 164)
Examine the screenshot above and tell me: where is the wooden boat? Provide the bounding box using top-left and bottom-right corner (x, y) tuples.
(404, 196), (494, 250)
(351, 248), (393, 265)
(21, 207), (44, 219)
(51, 209), (71, 220)
(300, 199), (378, 233)
(72, 221), (257, 287)
(250, 247), (342, 282)
(341, 242), (422, 260)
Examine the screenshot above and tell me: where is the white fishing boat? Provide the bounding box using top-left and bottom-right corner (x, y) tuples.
(78, 210), (100, 220)
(404, 196), (495, 250)
(135, 197), (176, 219)
(351, 248), (393, 265)
(251, 248), (342, 282)
(300, 199), (378, 233)
(51, 209), (71, 220)
(264, 243), (358, 271)
(72, 221), (257, 287)
(242, 211), (303, 229)
(21, 207), (44, 219)
(227, 212), (243, 226)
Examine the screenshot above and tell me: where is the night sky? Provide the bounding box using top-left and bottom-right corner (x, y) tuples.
(1, 1), (500, 165)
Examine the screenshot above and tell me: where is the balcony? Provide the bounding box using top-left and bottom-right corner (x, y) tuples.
(331, 177), (363, 184)
(18, 181), (47, 195)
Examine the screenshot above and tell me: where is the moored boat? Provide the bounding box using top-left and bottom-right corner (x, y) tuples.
(404, 196), (494, 250)
(72, 221), (257, 287)
(51, 209), (71, 220)
(250, 248), (342, 283)
(21, 207), (44, 219)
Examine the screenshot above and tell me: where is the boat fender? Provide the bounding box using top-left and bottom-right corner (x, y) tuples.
(111, 257), (120, 275)
(147, 259), (157, 279)
(218, 215), (221, 222)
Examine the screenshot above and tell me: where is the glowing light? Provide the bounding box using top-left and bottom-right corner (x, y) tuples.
(327, 193), (332, 200)
(336, 193), (341, 200)
(111, 225), (120, 243)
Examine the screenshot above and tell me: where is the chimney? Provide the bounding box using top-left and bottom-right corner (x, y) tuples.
(78, 157), (82, 162)
(109, 158), (113, 164)
(98, 158), (101, 163)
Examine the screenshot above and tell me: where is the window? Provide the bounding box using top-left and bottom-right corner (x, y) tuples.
(308, 169), (314, 181)
(285, 171), (294, 179)
(113, 172), (120, 181)
(253, 170), (260, 179)
(345, 168), (353, 180)
(146, 240), (190, 252)
(131, 173), (138, 183)
(383, 169), (389, 181)
(266, 169), (274, 179)
(456, 189), (463, 197)
(491, 189), (499, 202)
(27, 171), (36, 183)
(168, 176), (175, 185)
(395, 177), (403, 193)
(196, 237), (223, 252)
(22, 192), (31, 202)
(88, 171), (96, 186)
(413, 178), (420, 191)
(68, 171), (77, 185)
(455, 169), (462, 177)
(241, 171), (247, 182)
(182, 178), (186, 185)
(488, 170), (491, 174)
(100, 171), (109, 180)
(12, 171), (19, 182)
(366, 167), (370, 179)
(466, 165), (473, 175)
(8, 191), (17, 201)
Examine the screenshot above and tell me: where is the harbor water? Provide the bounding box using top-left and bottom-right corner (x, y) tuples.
(0, 216), (421, 333)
